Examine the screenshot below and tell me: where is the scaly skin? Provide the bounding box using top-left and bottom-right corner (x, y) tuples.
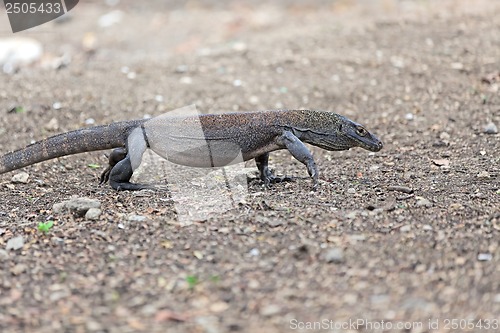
(0, 110), (383, 190)
(0, 120), (144, 174)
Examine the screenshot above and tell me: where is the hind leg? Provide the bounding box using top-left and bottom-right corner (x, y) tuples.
(100, 148), (127, 184)
(100, 148), (151, 191)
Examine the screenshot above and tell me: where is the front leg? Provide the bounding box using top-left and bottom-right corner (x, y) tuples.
(276, 131), (319, 190)
(255, 153), (293, 187)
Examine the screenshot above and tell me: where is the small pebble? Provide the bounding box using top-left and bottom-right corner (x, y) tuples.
(416, 196), (432, 208)
(85, 208), (102, 220)
(440, 132), (450, 140)
(175, 64), (189, 73)
(268, 219), (284, 228)
(348, 234), (366, 242)
(105, 0), (120, 7)
(249, 248), (260, 257)
(400, 225), (412, 233)
(249, 95), (259, 105)
(483, 122), (498, 134)
(127, 214), (146, 222)
(232, 41), (247, 51)
(0, 249), (9, 259)
(390, 56), (405, 68)
(98, 10), (123, 28)
(323, 247), (345, 263)
(477, 253), (492, 261)
(6, 236), (24, 250)
(210, 301), (229, 313)
(180, 76), (192, 84)
(477, 171), (490, 179)
(450, 62), (464, 70)
(49, 290), (69, 302)
(11, 172), (29, 184)
(345, 211), (357, 219)
(0, 37), (43, 73)
(51, 237), (64, 245)
(11, 263), (27, 275)
(248, 279), (260, 289)
(44, 117), (59, 131)
(432, 159), (450, 167)
(53, 197), (101, 217)
(448, 203), (464, 211)
(260, 304), (281, 317)
(86, 320), (103, 332)
(387, 185), (413, 194)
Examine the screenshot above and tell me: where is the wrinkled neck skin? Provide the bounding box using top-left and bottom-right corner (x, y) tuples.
(288, 127), (354, 151)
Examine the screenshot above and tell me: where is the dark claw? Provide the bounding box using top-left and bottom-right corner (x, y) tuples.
(267, 175), (294, 184)
(261, 174), (294, 188)
(311, 180), (319, 191)
(99, 166), (112, 184)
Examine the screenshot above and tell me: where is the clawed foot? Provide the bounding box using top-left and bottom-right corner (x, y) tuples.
(261, 174), (294, 188)
(99, 169), (152, 191)
(99, 166), (112, 185)
(261, 173), (319, 191)
(110, 181), (155, 191)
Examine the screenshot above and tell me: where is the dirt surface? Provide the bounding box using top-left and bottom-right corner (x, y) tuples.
(0, 1), (499, 332)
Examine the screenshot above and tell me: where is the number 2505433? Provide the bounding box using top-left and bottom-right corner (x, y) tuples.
(5, 2), (63, 14)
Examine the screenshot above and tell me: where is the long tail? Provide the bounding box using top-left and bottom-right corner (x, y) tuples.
(0, 120), (145, 174)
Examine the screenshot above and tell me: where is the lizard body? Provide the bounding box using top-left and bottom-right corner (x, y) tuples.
(0, 110), (383, 190)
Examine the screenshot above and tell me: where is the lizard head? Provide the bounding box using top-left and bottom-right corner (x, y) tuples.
(288, 110), (383, 152)
(301, 113), (383, 152)
(338, 116), (383, 152)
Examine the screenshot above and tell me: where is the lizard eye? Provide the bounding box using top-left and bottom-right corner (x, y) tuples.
(356, 126), (367, 136)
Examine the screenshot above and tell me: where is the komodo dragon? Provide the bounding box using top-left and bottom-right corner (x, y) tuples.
(0, 109), (383, 190)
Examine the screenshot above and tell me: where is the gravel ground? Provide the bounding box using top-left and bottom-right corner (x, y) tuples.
(0, 1), (499, 332)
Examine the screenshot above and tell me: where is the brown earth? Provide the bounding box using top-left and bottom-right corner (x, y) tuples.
(0, 1), (499, 332)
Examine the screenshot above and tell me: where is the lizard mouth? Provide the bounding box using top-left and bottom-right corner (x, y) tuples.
(344, 131), (383, 152)
(315, 138), (354, 151)
(360, 136), (383, 152)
